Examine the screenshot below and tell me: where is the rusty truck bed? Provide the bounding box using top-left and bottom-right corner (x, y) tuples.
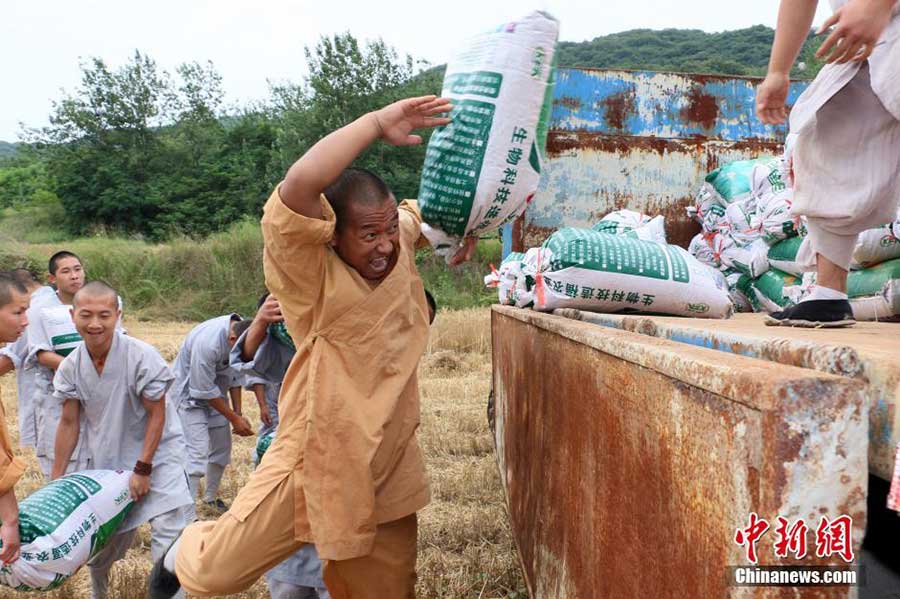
(554, 310), (900, 482)
(491, 306), (876, 598)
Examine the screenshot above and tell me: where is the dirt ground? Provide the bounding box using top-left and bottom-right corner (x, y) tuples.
(0, 308), (525, 598)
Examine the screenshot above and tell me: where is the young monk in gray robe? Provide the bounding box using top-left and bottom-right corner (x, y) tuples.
(169, 314), (253, 519)
(0, 269), (55, 449)
(52, 282), (193, 599)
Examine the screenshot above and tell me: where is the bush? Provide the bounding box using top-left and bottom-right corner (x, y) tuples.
(2, 218), (500, 320)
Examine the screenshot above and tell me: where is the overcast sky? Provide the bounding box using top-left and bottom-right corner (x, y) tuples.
(1, 0), (834, 141)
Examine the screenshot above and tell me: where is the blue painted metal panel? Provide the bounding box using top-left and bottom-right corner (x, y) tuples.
(509, 67), (814, 256)
(549, 68), (809, 141)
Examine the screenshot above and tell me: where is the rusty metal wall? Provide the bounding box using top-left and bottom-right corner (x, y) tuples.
(553, 309), (900, 482)
(491, 306), (867, 598)
(514, 68), (811, 251)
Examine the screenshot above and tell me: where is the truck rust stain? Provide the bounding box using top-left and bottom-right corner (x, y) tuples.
(600, 88), (637, 131)
(681, 86), (720, 130)
(553, 95), (581, 110)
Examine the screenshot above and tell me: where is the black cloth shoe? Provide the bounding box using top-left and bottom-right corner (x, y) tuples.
(764, 299), (856, 328)
(204, 498), (228, 512)
(147, 532), (182, 599)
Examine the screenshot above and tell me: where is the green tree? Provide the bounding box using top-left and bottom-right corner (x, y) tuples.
(28, 52), (278, 239)
(269, 33), (441, 200)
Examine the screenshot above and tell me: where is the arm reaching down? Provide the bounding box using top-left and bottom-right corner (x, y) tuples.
(0, 490), (19, 565)
(757, 0), (819, 125)
(52, 398), (81, 479)
(130, 395), (166, 501)
(209, 397), (253, 436)
(251, 383), (273, 428)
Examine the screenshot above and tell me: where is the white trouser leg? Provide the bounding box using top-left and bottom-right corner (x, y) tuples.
(204, 462), (226, 502)
(150, 507), (188, 599)
(88, 528), (136, 599)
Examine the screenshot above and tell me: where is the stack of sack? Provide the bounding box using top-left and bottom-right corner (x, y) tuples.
(688, 156), (900, 321)
(487, 210), (733, 319)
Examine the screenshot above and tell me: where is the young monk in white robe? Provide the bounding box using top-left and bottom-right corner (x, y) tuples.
(52, 281), (192, 599)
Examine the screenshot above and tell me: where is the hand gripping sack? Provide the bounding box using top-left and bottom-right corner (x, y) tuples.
(523, 228), (733, 318)
(0, 470), (134, 592)
(419, 11), (559, 257)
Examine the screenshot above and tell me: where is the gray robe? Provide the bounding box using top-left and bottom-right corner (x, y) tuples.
(169, 314), (240, 428)
(52, 330), (192, 530)
(230, 328), (295, 436)
(0, 286), (56, 447)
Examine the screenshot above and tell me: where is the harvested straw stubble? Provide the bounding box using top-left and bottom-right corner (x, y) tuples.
(0, 311), (522, 599)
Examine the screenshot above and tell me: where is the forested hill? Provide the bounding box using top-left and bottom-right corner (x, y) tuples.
(0, 141), (17, 158)
(556, 25), (823, 78)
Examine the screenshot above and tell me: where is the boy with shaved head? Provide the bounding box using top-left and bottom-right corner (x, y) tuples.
(0, 268), (55, 449)
(169, 313), (254, 520)
(52, 282), (192, 599)
(25, 251), (94, 476)
(0, 273), (30, 566)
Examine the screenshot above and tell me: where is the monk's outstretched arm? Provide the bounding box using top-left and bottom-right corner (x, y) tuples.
(279, 96), (451, 219)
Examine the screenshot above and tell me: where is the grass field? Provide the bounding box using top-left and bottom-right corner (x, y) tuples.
(0, 308), (525, 599)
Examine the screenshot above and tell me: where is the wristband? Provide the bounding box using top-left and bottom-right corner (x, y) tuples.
(134, 460), (153, 476)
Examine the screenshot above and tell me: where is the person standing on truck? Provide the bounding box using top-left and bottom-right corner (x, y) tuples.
(148, 95), (475, 599)
(756, 0), (900, 327)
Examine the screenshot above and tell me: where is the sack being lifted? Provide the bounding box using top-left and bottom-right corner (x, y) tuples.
(520, 228), (733, 318)
(419, 11), (559, 257)
(0, 470), (134, 592)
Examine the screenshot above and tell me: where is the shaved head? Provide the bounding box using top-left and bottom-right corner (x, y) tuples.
(73, 281), (118, 308)
(0, 273), (28, 308)
(10, 268), (41, 290)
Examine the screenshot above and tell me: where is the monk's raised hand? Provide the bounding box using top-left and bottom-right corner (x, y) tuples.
(373, 96), (453, 146)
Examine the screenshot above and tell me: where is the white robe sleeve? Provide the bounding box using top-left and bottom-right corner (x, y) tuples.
(0, 336), (26, 370)
(135, 344), (175, 402)
(51, 353), (79, 402)
(187, 341), (224, 400)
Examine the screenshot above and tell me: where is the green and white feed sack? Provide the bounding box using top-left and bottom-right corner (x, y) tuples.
(0, 470), (134, 592)
(521, 228), (733, 318)
(419, 11), (559, 256)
